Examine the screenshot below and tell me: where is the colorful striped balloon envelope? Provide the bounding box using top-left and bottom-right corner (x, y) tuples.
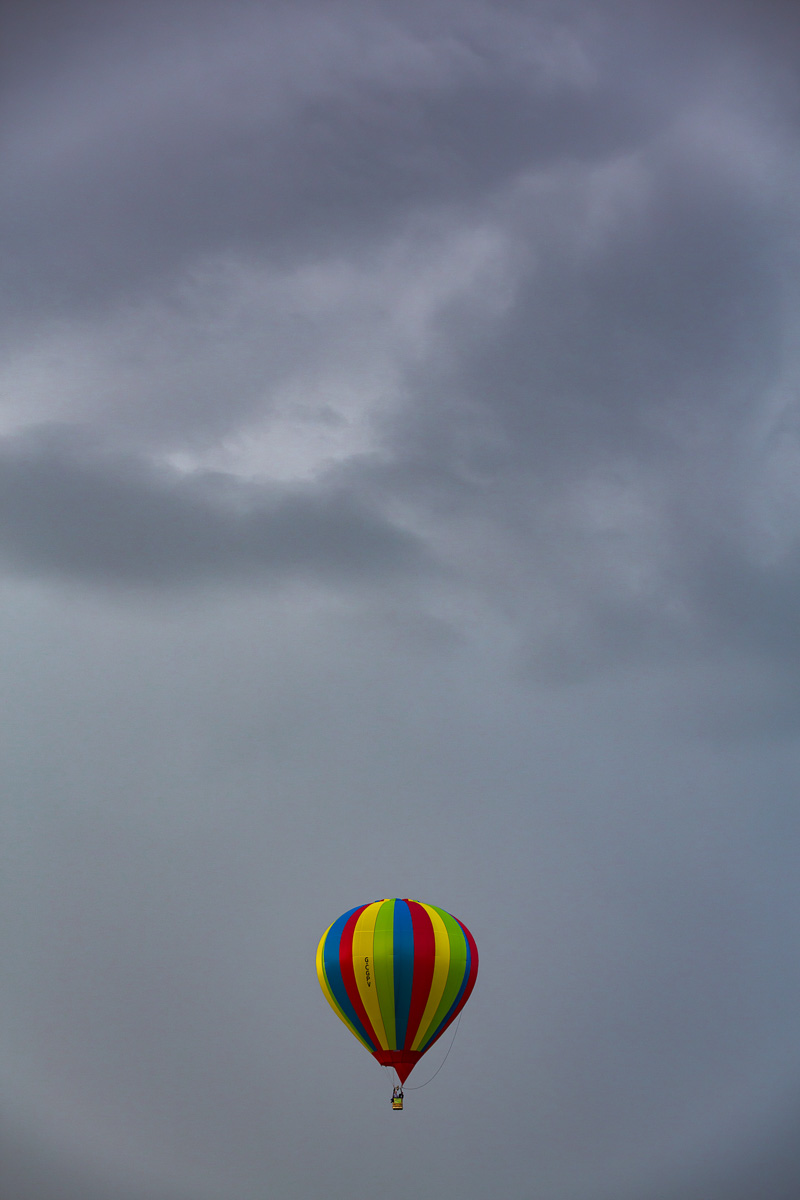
(316, 898), (478, 1084)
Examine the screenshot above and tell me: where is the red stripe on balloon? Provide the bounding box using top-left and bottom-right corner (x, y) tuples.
(403, 901), (436, 1050)
(338, 906), (381, 1050)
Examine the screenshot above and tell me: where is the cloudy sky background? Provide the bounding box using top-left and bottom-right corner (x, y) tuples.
(3, 2), (800, 1197)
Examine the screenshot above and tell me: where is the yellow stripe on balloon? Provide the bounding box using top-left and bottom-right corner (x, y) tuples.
(410, 903), (451, 1050)
(352, 901), (390, 1050)
(316, 923), (372, 1051)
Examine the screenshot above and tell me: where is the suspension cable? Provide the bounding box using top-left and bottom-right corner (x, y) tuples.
(403, 1015), (463, 1091)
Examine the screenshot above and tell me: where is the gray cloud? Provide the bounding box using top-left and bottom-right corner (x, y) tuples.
(0, 429), (424, 587)
(2, 1), (665, 327)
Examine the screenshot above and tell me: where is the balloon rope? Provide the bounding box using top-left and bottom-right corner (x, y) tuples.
(404, 1015), (462, 1091)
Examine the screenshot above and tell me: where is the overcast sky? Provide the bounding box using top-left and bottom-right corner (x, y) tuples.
(3, 2), (800, 1198)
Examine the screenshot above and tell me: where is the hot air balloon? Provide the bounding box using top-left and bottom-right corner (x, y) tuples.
(316, 898), (478, 1093)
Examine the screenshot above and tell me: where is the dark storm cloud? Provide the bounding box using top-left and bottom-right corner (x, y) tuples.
(3, 0), (797, 704)
(4, 0), (798, 333)
(0, 430), (423, 586)
(384, 51), (789, 481)
(1, 0), (663, 326)
(347, 135), (794, 710)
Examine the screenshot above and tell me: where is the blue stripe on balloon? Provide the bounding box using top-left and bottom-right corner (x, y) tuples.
(323, 905), (375, 1050)
(392, 900), (414, 1050)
